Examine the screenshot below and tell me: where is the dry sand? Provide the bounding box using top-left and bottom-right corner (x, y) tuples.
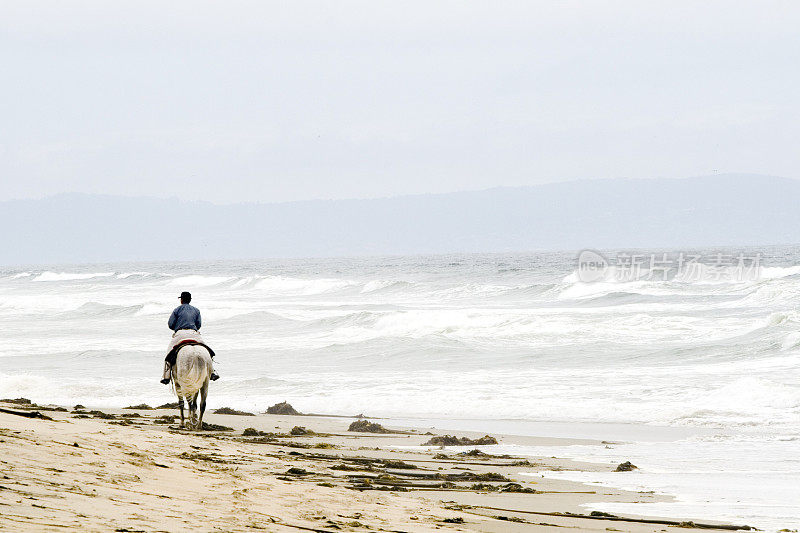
(0, 400), (752, 532)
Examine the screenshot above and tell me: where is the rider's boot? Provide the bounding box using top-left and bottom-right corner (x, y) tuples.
(210, 370), (219, 381)
(160, 361), (171, 385)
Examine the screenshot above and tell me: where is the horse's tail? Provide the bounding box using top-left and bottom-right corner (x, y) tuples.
(174, 346), (212, 397)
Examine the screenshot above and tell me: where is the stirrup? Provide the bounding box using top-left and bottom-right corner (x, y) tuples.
(160, 378), (170, 385)
(210, 371), (219, 381)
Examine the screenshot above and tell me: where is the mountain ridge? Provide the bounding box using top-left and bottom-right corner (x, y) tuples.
(3, 174), (799, 265)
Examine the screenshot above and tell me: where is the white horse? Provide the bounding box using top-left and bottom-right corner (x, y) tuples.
(171, 345), (213, 430)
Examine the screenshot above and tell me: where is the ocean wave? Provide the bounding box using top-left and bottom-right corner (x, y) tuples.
(571, 291), (653, 305)
(254, 276), (358, 295)
(0, 371), (53, 400)
(33, 271), (115, 282)
(359, 280), (413, 293)
(61, 302), (145, 318)
(759, 265), (800, 279)
(556, 279), (676, 300)
(311, 310), (386, 328)
(215, 310), (303, 326)
(134, 303), (171, 316)
(560, 262), (800, 296)
(115, 272), (153, 279)
(723, 280), (800, 308)
(167, 275), (237, 287)
(698, 377), (800, 412)
(711, 311), (800, 353)
(228, 276), (263, 289)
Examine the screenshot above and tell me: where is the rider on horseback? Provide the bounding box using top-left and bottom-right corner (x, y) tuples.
(160, 291), (220, 384)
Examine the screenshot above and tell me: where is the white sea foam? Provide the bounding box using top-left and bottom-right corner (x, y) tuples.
(254, 276), (357, 295)
(168, 275), (236, 287)
(134, 303), (170, 316)
(33, 271), (114, 282)
(116, 272), (151, 279)
(759, 265), (800, 278)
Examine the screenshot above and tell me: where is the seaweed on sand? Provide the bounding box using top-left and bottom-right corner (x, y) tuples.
(200, 422), (234, 431)
(266, 401), (300, 415)
(380, 459), (417, 469)
(0, 398), (32, 405)
(213, 407), (255, 416)
(423, 435), (498, 446)
(123, 404), (153, 410)
(88, 410), (116, 420)
(615, 461), (638, 472)
(0, 408), (53, 420)
(348, 420), (394, 433)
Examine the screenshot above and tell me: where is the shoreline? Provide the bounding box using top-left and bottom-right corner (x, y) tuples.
(0, 399), (754, 532)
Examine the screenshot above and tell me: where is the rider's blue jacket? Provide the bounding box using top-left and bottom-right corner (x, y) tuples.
(168, 304), (201, 332)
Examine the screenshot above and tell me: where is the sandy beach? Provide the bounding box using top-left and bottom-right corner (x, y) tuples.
(0, 399), (752, 533)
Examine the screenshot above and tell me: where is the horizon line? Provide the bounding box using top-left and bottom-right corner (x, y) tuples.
(1, 172), (794, 207)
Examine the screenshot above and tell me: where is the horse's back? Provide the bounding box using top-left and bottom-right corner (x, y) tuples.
(174, 345), (212, 395)
(176, 344), (212, 365)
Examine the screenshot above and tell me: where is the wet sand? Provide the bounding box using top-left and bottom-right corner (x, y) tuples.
(0, 400), (751, 532)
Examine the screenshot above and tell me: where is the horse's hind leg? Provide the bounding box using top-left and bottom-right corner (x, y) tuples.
(188, 393), (199, 430)
(177, 394), (185, 429)
(198, 380), (209, 430)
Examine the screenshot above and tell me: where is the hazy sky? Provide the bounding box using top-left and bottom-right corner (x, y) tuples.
(2, 1), (799, 203)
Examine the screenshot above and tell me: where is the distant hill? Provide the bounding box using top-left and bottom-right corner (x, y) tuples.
(2, 174), (799, 265)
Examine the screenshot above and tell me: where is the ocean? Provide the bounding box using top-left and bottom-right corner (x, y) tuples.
(1, 249), (799, 530)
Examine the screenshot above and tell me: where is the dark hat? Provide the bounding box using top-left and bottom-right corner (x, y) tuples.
(180, 291), (192, 302)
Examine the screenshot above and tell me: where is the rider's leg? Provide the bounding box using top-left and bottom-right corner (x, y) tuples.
(161, 332), (179, 384)
(210, 352), (219, 381)
(160, 360), (171, 384)
(162, 330), (196, 384)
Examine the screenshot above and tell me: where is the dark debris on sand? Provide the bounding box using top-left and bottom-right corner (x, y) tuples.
(0, 407), (53, 420)
(241, 428), (281, 438)
(200, 422), (234, 431)
(347, 420), (397, 434)
(266, 401), (300, 415)
(213, 407), (256, 416)
(460, 449), (490, 457)
(1, 398), (33, 405)
(615, 461), (638, 471)
(423, 435), (498, 446)
(123, 404), (153, 410)
(0, 398), (66, 412)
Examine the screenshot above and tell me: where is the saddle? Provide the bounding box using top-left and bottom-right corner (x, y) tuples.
(165, 340), (216, 366)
